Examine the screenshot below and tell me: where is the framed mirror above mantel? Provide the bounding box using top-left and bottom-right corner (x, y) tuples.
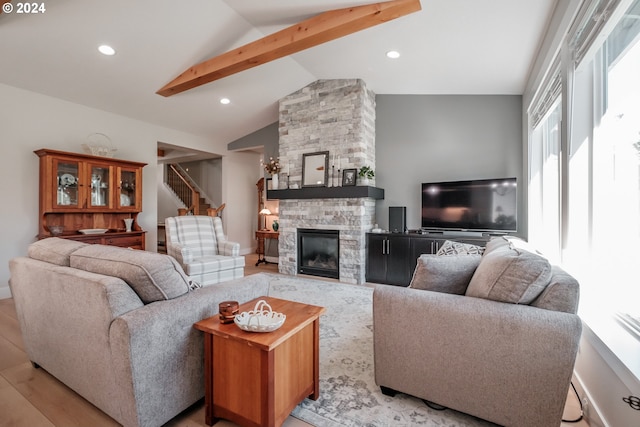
(302, 151), (329, 187)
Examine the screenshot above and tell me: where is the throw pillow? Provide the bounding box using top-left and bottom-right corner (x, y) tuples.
(28, 237), (88, 266)
(436, 240), (485, 256)
(465, 240), (552, 304)
(70, 245), (193, 303)
(409, 254), (482, 295)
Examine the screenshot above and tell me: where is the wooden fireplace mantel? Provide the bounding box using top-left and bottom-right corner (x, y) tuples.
(267, 186), (384, 200)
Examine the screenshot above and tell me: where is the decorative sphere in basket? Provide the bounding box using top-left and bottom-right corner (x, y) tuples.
(82, 133), (117, 158)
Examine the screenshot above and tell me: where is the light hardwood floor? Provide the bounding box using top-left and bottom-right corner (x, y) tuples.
(0, 253), (587, 427)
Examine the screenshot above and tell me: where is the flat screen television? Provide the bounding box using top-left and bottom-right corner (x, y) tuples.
(421, 178), (517, 232)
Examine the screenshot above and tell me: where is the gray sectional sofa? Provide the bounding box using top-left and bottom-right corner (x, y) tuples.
(373, 236), (583, 427)
(9, 238), (269, 427)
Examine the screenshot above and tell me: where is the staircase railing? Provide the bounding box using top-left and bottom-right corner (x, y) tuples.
(166, 164), (200, 215)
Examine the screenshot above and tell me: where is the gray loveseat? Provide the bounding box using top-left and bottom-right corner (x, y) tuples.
(373, 237), (582, 427)
(9, 238), (269, 427)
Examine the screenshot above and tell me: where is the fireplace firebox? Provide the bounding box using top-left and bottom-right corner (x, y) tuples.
(297, 229), (339, 279)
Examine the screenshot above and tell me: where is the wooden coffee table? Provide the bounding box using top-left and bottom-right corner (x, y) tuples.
(193, 296), (326, 427)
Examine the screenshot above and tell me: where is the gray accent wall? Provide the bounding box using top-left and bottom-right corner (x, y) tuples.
(375, 95), (523, 235)
(227, 122), (279, 162)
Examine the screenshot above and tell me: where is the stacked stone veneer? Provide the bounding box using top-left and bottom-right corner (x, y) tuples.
(276, 79), (376, 284)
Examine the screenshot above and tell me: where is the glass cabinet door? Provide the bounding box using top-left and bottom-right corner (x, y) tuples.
(89, 164), (110, 208)
(55, 160), (80, 208)
(117, 167), (140, 210)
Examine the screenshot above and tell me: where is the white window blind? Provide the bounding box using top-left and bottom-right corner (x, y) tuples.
(529, 58), (562, 129)
(569, 0), (624, 66)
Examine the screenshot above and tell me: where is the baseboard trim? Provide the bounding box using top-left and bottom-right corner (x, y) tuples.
(240, 247), (256, 256)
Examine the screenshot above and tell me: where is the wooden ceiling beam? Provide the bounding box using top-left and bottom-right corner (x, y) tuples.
(156, 0), (421, 97)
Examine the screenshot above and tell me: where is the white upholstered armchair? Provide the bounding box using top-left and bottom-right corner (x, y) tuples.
(165, 215), (245, 286)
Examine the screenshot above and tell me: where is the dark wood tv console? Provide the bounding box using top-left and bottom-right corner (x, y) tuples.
(365, 232), (491, 287)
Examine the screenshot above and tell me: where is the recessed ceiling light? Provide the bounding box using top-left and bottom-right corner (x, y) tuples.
(98, 45), (116, 56)
(386, 50), (400, 59)
(220, 98), (231, 105)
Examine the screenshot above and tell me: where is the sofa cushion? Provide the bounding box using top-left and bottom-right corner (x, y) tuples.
(436, 240), (485, 256)
(409, 254), (482, 295)
(185, 255), (245, 276)
(70, 245), (194, 303)
(28, 237), (88, 266)
(466, 237), (552, 304)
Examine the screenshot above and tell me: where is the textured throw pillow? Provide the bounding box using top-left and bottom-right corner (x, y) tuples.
(436, 240), (485, 256)
(28, 237), (88, 266)
(409, 254), (482, 295)
(70, 245), (194, 303)
(466, 240), (552, 304)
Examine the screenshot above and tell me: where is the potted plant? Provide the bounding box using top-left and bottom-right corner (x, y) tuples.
(358, 166), (374, 185)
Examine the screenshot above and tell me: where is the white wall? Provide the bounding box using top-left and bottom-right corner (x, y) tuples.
(203, 158), (223, 208)
(0, 83), (257, 298)
(221, 152), (262, 254)
(157, 165), (184, 222)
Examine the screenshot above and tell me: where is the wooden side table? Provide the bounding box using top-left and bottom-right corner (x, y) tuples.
(193, 297), (325, 427)
(255, 230), (279, 266)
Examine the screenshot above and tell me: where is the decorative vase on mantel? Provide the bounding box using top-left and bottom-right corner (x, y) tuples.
(359, 177), (370, 186)
(272, 219), (279, 232)
(358, 166), (375, 187)
(264, 157), (282, 190)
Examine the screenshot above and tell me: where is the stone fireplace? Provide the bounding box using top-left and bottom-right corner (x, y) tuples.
(275, 79), (377, 284)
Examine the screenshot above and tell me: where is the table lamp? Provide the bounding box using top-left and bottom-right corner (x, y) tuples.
(259, 208), (271, 230)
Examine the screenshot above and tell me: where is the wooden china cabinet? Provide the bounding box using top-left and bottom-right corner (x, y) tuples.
(35, 149), (147, 249)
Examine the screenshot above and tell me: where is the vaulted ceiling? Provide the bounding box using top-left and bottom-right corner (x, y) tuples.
(0, 0), (557, 147)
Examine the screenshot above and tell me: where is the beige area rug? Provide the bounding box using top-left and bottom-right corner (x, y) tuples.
(265, 274), (496, 427)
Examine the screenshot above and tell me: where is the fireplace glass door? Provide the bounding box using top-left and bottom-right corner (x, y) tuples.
(298, 229), (339, 279)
